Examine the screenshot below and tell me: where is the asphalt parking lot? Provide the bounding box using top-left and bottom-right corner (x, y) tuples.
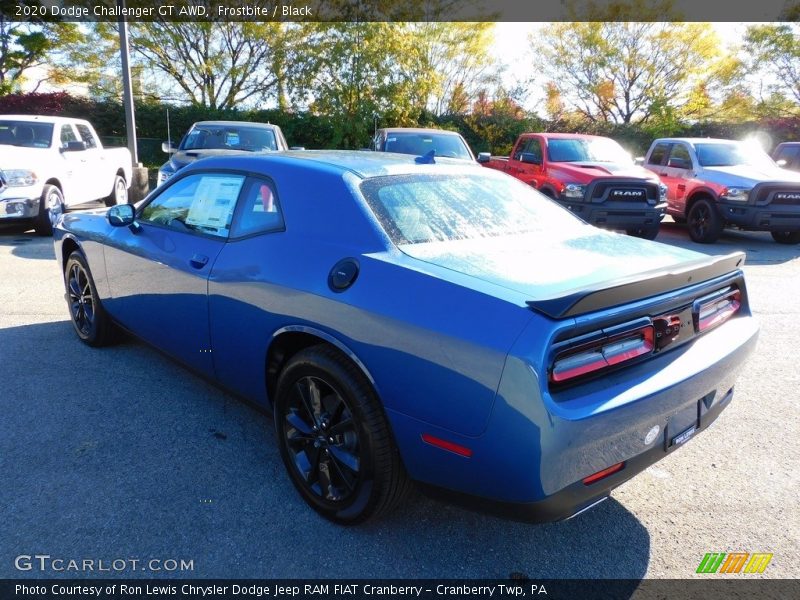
(1, 218), (798, 580)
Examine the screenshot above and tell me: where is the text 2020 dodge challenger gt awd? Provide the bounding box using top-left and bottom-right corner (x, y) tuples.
(54, 151), (758, 524)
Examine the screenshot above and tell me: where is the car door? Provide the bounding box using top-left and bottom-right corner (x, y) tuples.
(102, 171), (245, 376)
(58, 123), (93, 205)
(513, 136), (545, 186)
(660, 143), (695, 216)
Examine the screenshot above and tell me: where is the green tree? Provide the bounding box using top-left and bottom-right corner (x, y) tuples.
(533, 18), (727, 124)
(744, 24), (800, 106)
(0, 17), (91, 94)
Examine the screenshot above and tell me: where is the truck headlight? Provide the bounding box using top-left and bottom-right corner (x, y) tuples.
(721, 187), (751, 202)
(2, 169), (38, 187)
(659, 183), (668, 201)
(563, 183), (586, 199)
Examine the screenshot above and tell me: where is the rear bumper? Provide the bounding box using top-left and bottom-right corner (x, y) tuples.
(719, 200), (800, 231)
(389, 315), (759, 522)
(558, 198), (666, 230)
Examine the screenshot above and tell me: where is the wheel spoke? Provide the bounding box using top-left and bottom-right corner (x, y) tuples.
(328, 417), (354, 436)
(329, 445), (360, 473)
(68, 277), (81, 299)
(286, 409), (314, 436)
(327, 453), (356, 492)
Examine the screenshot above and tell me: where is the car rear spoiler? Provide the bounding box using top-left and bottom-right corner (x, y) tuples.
(526, 252), (746, 319)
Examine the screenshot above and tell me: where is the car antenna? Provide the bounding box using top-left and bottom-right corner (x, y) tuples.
(415, 150), (436, 164)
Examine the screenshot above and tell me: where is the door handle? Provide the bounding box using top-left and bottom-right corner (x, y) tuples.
(189, 254), (209, 269)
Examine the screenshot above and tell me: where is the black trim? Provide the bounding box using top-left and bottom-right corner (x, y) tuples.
(526, 252), (745, 319)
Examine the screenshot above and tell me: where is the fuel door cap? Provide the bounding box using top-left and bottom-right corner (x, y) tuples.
(329, 258), (359, 292)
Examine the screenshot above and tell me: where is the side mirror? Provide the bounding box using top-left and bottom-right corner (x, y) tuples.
(477, 152), (491, 163)
(289, 146), (306, 151)
(777, 158), (788, 168)
(62, 141), (87, 152)
(107, 203), (135, 227)
(520, 152), (541, 165)
(667, 157), (690, 169)
(162, 141), (176, 153)
(634, 156), (645, 166)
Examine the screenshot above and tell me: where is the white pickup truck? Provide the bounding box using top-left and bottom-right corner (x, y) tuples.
(0, 115), (132, 235)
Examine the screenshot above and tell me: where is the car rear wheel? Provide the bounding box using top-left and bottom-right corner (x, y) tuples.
(687, 199), (723, 243)
(64, 251), (118, 347)
(771, 231), (800, 244)
(626, 225), (659, 240)
(105, 175), (128, 207)
(34, 184), (64, 237)
(274, 345), (411, 524)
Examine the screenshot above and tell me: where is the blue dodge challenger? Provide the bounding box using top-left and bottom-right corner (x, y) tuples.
(54, 151), (759, 524)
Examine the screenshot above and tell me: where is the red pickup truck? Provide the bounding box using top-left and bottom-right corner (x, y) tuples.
(479, 133), (667, 239)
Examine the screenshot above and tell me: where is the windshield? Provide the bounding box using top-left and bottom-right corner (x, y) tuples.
(360, 172), (586, 245)
(383, 132), (472, 160)
(695, 143), (776, 169)
(180, 125), (278, 152)
(0, 120), (54, 148)
(547, 137), (632, 164)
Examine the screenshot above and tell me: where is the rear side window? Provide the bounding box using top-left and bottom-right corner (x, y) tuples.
(75, 124), (97, 149)
(648, 143), (670, 166)
(230, 177), (285, 238)
(60, 125), (78, 148)
(140, 173), (245, 238)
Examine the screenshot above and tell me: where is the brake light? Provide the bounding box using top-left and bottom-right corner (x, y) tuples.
(550, 325), (654, 384)
(583, 461), (625, 485)
(694, 288), (741, 333)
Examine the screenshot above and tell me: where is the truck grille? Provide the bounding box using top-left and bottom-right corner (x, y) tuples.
(752, 183), (800, 205)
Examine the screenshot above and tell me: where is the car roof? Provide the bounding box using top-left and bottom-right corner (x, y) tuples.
(190, 120), (279, 129)
(184, 149), (485, 179)
(653, 138), (741, 144)
(379, 127), (463, 136)
(529, 133), (611, 140)
(0, 114), (91, 126)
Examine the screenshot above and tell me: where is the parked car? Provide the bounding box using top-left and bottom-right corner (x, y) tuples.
(643, 137), (800, 244)
(54, 151), (758, 524)
(0, 115), (132, 235)
(480, 133), (667, 239)
(158, 121), (289, 186)
(371, 127), (483, 162)
(771, 141), (800, 172)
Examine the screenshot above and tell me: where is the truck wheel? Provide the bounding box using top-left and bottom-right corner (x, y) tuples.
(771, 231), (800, 245)
(687, 199), (723, 243)
(105, 175), (128, 207)
(34, 184), (64, 237)
(626, 225), (659, 240)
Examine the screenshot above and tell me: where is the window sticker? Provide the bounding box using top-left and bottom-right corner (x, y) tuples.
(186, 176), (243, 231)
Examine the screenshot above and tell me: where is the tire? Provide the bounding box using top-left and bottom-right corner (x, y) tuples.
(771, 231), (800, 244)
(64, 251), (118, 347)
(274, 345), (411, 524)
(34, 184), (64, 237)
(105, 174), (128, 207)
(687, 199), (723, 243)
(626, 225), (659, 240)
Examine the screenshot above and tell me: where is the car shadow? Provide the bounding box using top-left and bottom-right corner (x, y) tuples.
(654, 220), (800, 265)
(1, 319), (650, 587)
(0, 228), (55, 260)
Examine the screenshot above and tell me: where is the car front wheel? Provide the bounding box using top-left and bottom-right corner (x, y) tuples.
(771, 231), (800, 245)
(34, 184), (64, 236)
(64, 251), (118, 347)
(687, 199), (723, 243)
(274, 345), (411, 524)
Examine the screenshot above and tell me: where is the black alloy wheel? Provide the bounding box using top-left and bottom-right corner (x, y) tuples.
(64, 252), (117, 346)
(274, 345), (411, 524)
(687, 199), (723, 243)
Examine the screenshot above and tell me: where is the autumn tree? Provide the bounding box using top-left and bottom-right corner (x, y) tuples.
(744, 24), (800, 107)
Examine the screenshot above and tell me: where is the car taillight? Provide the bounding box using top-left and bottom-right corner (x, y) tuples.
(694, 287), (741, 333)
(550, 325), (654, 384)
